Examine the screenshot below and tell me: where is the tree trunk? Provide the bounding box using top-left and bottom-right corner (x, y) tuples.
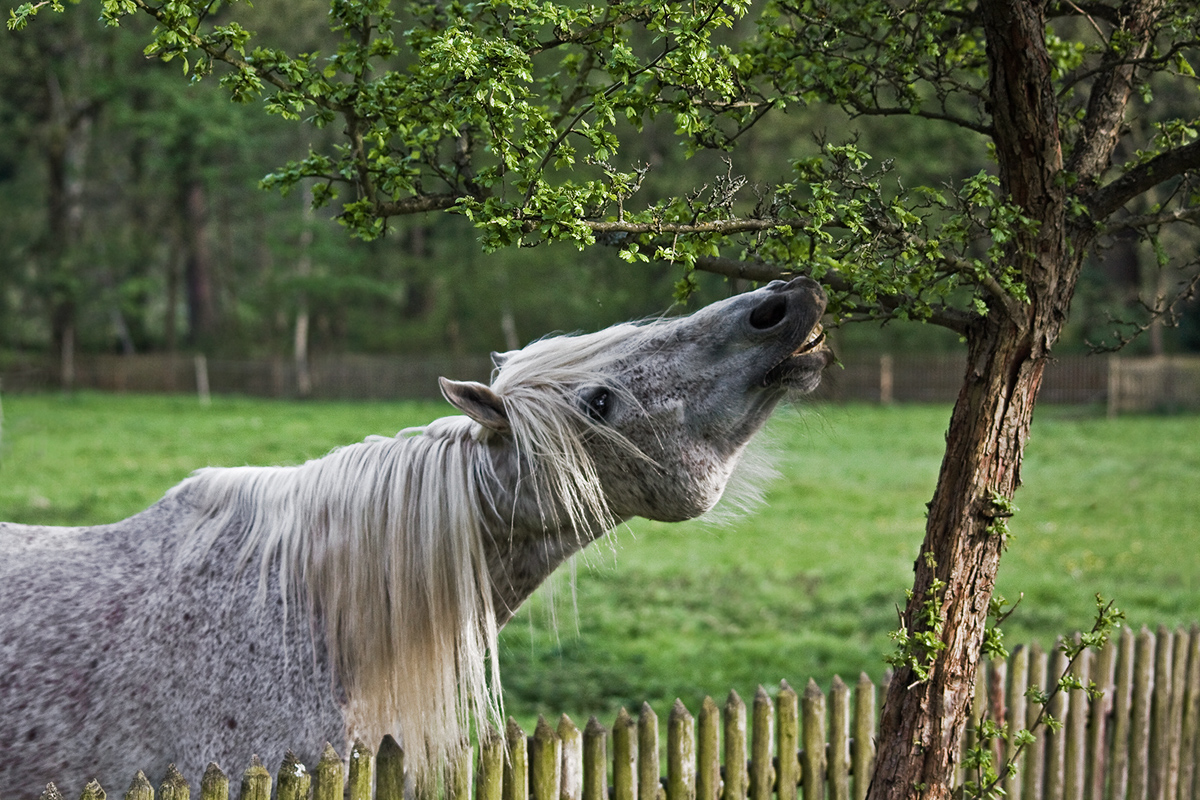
(183, 180), (217, 347)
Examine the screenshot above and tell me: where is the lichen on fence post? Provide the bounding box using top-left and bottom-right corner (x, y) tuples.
(531, 717), (562, 800)
(749, 688), (773, 800)
(559, 714), (583, 800)
(158, 765), (189, 800)
(776, 683), (800, 800)
(1129, 627), (1156, 800)
(276, 752), (310, 800)
(199, 764), (228, 800)
(125, 771), (154, 800)
(582, 717), (608, 800)
(667, 699), (696, 800)
(504, 718), (529, 800)
(80, 779), (107, 800)
(638, 704), (661, 800)
(697, 698), (721, 800)
(375, 735), (406, 800)
(722, 691), (747, 800)
(851, 674), (875, 800)
(1178, 625), (1200, 800)
(827, 678), (849, 800)
(612, 708), (638, 800)
(348, 741), (374, 800)
(476, 726), (504, 800)
(312, 744), (343, 800)
(800, 680), (826, 800)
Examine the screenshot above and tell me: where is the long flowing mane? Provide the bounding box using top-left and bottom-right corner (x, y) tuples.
(168, 327), (650, 778)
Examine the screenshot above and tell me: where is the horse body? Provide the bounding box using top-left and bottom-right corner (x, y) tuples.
(0, 278), (831, 798)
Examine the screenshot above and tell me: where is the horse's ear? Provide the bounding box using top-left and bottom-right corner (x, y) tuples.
(439, 377), (510, 432)
(490, 351), (509, 369)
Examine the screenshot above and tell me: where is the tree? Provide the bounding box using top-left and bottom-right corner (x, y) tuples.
(11, 0), (1200, 794)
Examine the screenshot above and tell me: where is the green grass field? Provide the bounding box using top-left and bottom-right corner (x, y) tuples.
(2, 392), (1197, 730)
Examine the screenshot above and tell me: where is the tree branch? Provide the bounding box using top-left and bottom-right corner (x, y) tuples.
(1086, 138), (1200, 220)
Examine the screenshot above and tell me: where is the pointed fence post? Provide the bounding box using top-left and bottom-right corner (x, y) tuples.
(348, 741), (374, 800)
(199, 765), (228, 800)
(801, 680), (826, 800)
(80, 780), (107, 800)
(276, 753), (311, 800)
(159, 766), (189, 800)
(698, 697), (721, 800)
(376, 736), (407, 800)
(583, 717), (609, 800)
(723, 691), (747, 800)
(750, 688), (774, 800)
(668, 700), (696, 800)
(477, 726), (505, 800)
(777, 683), (800, 800)
(638, 704), (661, 800)
(125, 772), (154, 800)
(828, 678), (850, 800)
(505, 717), (530, 800)
(613, 708), (638, 800)
(560, 715), (583, 800)
(41, 783), (66, 800)
(852, 674), (876, 800)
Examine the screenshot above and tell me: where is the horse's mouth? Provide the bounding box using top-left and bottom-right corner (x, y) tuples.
(763, 323), (833, 388)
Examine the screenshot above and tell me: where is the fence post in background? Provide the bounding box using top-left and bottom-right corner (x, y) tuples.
(1063, 646), (1090, 800)
(1165, 627), (1190, 800)
(852, 675), (875, 800)
(583, 717), (608, 800)
(1149, 626), (1175, 800)
(238, 758), (271, 800)
(668, 700), (696, 800)
(194, 354), (211, 406)
(1107, 355), (1121, 419)
(1086, 639), (1116, 800)
(613, 708), (638, 800)
(801, 680), (827, 800)
(880, 355), (894, 405)
(504, 718), (529, 800)
(560, 715), (583, 800)
(1107, 628), (1135, 800)
(722, 692), (747, 800)
(1022, 643), (1048, 800)
(638, 704), (661, 800)
(777, 683), (801, 800)
(1044, 641), (1069, 800)
(376, 735), (407, 800)
(698, 697), (721, 800)
(531, 716), (562, 800)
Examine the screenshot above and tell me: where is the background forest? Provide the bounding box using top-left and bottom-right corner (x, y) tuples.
(3, 0), (1199, 368)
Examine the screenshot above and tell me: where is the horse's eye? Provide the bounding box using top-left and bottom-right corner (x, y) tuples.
(584, 389), (611, 422)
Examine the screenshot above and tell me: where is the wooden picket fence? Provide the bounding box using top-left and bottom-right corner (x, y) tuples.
(35, 624), (1200, 800)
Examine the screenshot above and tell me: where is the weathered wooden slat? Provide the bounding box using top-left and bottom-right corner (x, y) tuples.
(476, 727), (505, 800)
(1167, 628), (1190, 800)
(1128, 626), (1157, 800)
(158, 765), (189, 800)
(1086, 639), (1116, 800)
(750, 688), (774, 800)
(1178, 625), (1200, 800)
(801, 680), (826, 800)
(348, 741), (374, 800)
(312, 744), (342, 800)
(559, 715), (583, 800)
(613, 708), (638, 800)
(723, 691), (747, 800)
(80, 779), (107, 800)
(668, 700), (697, 800)
(199, 764), (228, 800)
(1063, 645), (1090, 800)
(1044, 641), (1069, 800)
(448, 743), (474, 800)
(639, 704), (662, 800)
(239, 758), (272, 800)
(505, 718), (530, 800)
(376, 735), (407, 800)
(989, 657), (1008, 781)
(1005, 645), (1029, 800)
(41, 782), (67, 800)
(777, 683), (801, 800)
(1107, 627), (1135, 800)
(851, 674), (875, 800)
(698, 697), (722, 800)
(1022, 642), (1047, 800)
(275, 753), (310, 800)
(827, 678), (849, 800)
(124, 772), (154, 800)
(583, 717), (608, 800)
(1149, 626), (1176, 800)
(532, 716), (563, 800)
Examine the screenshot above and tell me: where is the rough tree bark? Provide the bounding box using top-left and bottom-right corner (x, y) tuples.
(867, 0), (1162, 797)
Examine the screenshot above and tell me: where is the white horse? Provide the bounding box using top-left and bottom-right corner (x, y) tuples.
(0, 277), (831, 799)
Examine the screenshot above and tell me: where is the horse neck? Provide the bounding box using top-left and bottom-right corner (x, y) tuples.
(478, 438), (621, 627)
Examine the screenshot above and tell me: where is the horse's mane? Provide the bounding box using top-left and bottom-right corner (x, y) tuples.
(169, 327), (650, 780)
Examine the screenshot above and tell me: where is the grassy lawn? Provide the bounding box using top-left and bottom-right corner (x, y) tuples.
(2, 392), (1197, 729)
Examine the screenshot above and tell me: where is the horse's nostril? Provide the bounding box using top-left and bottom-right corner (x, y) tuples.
(749, 294), (788, 330)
